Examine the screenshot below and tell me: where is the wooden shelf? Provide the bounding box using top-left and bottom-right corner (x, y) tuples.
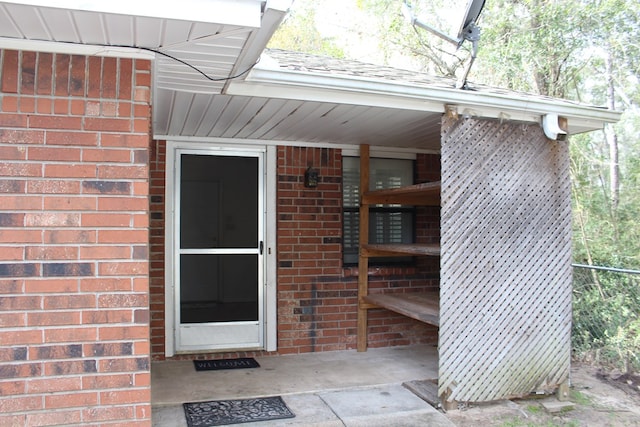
(357, 144), (441, 352)
(363, 292), (440, 326)
(361, 244), (440, 257)
(363, 181), (440, 206)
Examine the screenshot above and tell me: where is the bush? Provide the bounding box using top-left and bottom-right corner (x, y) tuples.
(572, 265), (640, 372)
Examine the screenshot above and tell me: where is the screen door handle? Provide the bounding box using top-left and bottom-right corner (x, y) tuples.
(259, 241), (264, 255)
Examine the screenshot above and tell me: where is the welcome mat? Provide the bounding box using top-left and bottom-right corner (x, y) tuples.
(193, 357), (260, 371)
(183, 396), (295, 426)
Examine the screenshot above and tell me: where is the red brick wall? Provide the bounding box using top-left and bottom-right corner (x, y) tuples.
(149, 145), (440, 359)
(276, 147), (440, 353)
(0, 50), (151, 426)
(149, 140), (166, 358)
(276, 147), (347, 352)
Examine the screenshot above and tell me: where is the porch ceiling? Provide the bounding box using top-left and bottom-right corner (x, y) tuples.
(155, 48), (621, 151)
(153, 92), (444, 150)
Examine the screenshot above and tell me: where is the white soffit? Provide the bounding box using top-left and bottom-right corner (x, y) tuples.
(0, 1), (262, 28)
(0, 0), (296, 137)
(227, 52), (622, 136)
(0, 0), (264, 91)
(153, 91), (444, 150)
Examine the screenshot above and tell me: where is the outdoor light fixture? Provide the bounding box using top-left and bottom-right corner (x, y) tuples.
(402, 0), (486, 89)
(304, 167), (319, 188)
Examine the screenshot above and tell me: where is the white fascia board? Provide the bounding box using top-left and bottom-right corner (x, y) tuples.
(0, 36), (155, 58)
(1, 0), (263, 27)
(227, 80), (446, 113)
(231, 65), (622, 133)
(265, 0), (294, 13)
(222, 0), (292, 93)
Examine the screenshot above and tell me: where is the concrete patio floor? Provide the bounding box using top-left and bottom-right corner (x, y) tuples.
(151, 344), (455, 426)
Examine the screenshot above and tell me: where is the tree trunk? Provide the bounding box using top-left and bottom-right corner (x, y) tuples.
(605, 48), (619, 213)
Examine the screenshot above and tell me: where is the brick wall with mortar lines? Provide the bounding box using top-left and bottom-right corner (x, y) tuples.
(0, 49), (152, 426)
(149, 145), (440, 360)
(149, 140), (166, 359)
(276, 147), (440, 353)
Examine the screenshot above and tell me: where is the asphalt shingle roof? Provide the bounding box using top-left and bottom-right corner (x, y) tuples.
(263, 48), (608, 111)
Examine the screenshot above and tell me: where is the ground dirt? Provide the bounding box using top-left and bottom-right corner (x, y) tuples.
(443, 363), (640, 426)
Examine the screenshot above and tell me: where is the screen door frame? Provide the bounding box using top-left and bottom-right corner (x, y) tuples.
(164, 141), (277, 356)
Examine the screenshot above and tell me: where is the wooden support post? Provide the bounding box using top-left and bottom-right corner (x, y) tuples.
(356, 144), (370, 352)
(440, 388), (458, 412)
(556, 380), (570, 401)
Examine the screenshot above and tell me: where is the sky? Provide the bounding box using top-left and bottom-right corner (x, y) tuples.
(287, 0), (473, 69)
(311, 0), (387, 63)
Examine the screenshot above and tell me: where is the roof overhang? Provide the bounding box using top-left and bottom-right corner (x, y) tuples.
(0, 1), (622, 152)
(0, 0), (263, 28)
(0, 0), (291, 90)
(227, 54), (621, 137)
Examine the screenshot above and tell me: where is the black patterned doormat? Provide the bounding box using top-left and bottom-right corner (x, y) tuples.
(193, 358), (260, 371)
(183, 396), (295, 426)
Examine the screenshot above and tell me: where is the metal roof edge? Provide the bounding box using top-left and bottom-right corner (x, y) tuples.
(223, 0), (293, 93)
(233, 57), (622, 134)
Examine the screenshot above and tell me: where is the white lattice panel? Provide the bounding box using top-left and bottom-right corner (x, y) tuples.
(439, 116), (572, 403)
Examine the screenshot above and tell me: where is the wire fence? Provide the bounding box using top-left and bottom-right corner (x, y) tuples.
(572, 264), (640, 373)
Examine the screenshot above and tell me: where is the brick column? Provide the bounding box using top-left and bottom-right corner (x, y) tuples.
(0, 50), (152, 426)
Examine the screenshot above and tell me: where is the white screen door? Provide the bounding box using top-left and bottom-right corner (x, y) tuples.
(174, 148), (264, 352)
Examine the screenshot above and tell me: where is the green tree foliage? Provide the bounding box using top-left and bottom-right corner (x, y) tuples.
(355, 0), (469, 76)
(573, 267), (640, 371)
(479, 0), (596, 98)
(268, 2), (345, 58)
(571, 111), (640, 268)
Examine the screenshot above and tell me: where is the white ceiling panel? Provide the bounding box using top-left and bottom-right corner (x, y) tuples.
(130, 16), (162, 46)
(242, 98), (305, 140)
(2, 0), (263, 28)
(269, 102), (339, 142)
(197, 96), (233, 135)
(72, 11), (107, 44)
(180, 95), (217, 136)
(219, 97), (268, 138)
(232, 98), (289, 139)
(287, 103), (355, 142)
(36, 8), (77, 40)
(1, 3), (49, 39)
(213, 96), (254, 135)
(158, 20), (207, 47)
(154, 90), (443, 150)
(152, 89), (175, 136)
(0, 2), (253, 48)
(165, 91), (193, 137)
(103, 15), (136, 46)
(152, 26), (253, 93)
(0, 6), (20, 37)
